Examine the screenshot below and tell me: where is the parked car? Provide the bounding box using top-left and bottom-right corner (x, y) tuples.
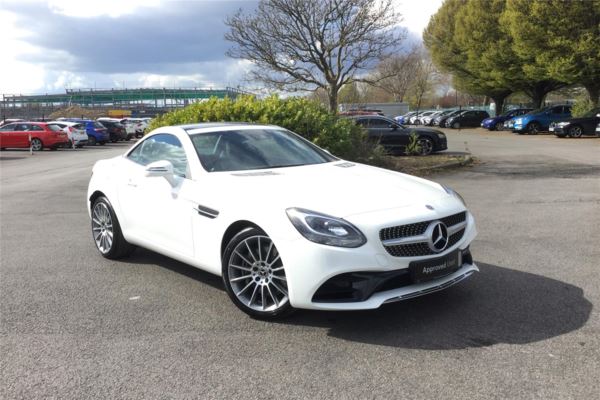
(550, 108), (600, 138)
(98, 118), (134, 140)
(349, 115), (447, 155)
(123, 118), (151, 137)
(409, 111), (435, 125)
(597, 121), (600, 135)
(87, 123), (478, 319)
(63, 119), (110, 145)
(394, 111), (416, 125)
(512, 105), (572, 134)
(0, 122), (69, 150)
(480, 108), (533, 131)
(434, 110), (463, 127)
(422, 111), (447, 126)
(48, 120), (88, 147)
(97, 119), (127, 142)
(446, 110), (490, 129)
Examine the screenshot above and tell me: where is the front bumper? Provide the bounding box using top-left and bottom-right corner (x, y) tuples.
(277, 207), (478, 310)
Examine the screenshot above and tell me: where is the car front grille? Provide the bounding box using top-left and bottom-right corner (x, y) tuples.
(380, 211), (467, 257)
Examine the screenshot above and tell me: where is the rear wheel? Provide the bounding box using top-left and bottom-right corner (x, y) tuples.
(568, 125), (583, 138)
(91, 196), (135, 259)
(31, 138), (43, 151)
(222, 227), (293, 319)
(88, 136), (97, 146)
(495, 122), (504, 131)
(452, 121), (460, 129)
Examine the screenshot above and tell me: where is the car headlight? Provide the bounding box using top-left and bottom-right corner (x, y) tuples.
(437, 133), (446, 138)
(557, 122), (570, 127)
(442, 185), (466, 207)
(286, 208), (367, 248)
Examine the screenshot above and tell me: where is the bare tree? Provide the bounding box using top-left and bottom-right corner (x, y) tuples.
(225, 0), (401, 113)
(372, 46), (421, 102)
(406, 55), (436, 113)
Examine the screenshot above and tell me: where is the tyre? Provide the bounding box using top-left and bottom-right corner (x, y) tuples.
(452, 121), (460, 129)
(417, 137), (434, 156)
(527, 122), (540, 135)
(88, 136), (97, 146)
(568, 125), (583, 138)
(495, 122), (504, 131)
(30, 138), (43, 151)
(91, 196), (135, 259)
(222, 227), (293, 319)
(99, 141), (106, 146)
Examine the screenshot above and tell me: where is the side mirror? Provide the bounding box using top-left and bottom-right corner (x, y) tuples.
(145, 160), (177, 186)
(389, 124), (398, 130)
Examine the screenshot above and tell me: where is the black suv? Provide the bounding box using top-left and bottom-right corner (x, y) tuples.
(349, 115), (447, 156)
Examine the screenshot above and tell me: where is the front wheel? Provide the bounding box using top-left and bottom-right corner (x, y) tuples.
(527, 122), (540, 135)
(417, 137), (434, 156)
(88, 136), (97, 146)
(452, 121), (460, 129)
(91, 196), (135, 259)
(495, 122), (504, 131)
(222, 227), (293, 319)
(568, 125), (583, 138)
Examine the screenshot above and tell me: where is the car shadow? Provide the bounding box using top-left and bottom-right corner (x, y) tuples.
(127, 248), (225, 292)
(124, 252), (592, 350)
(278, 262), (592, 349)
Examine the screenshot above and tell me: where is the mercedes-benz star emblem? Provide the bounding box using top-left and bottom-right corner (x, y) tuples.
(426, 221), (449, 253)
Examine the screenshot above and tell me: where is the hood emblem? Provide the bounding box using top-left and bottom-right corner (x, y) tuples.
(426, 205), (434, 210)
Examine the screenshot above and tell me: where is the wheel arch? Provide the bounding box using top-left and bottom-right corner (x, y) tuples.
(89, 190), (106, 206)
(221, 220), (265, 258)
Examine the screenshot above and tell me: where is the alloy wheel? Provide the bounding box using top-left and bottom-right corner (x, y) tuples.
(31, 138), (43, 151)
(495, 122), (504, 131)
(569, 126), (583, 138)
(528, 123), (539, 134)
(418, 138), (433, 156)
(92, 202), (113, 254)
(227, 235), (288, 312)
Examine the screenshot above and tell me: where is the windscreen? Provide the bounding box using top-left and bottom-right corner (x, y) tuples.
(47, 124), (63, 132)
(191, 129), (336, 172)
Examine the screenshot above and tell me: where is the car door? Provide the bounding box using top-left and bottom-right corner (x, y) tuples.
(118, 133), (195, 257)
(0, 123), (18, 147)
(14, 123), (34, 147)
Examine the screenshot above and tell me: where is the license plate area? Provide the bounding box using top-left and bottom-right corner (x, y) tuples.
(409, 250), (461, 283)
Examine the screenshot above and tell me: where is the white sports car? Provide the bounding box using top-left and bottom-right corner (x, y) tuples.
(87, 123), (478, 319)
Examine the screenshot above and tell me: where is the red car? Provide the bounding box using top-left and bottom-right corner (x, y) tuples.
(0, 122), (70, 151)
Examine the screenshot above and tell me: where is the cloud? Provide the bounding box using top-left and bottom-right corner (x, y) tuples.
(1, 1), (257, 93)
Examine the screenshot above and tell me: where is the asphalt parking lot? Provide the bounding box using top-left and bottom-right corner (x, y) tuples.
(1, 130), (599, 399)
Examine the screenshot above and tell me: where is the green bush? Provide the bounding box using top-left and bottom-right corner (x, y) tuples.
(148, 95), (389, 166)
(571, 95), (594, 117)
(404, 132), (422, 156)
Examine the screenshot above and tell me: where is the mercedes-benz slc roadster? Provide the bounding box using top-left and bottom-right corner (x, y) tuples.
(87, 123), (478, 319)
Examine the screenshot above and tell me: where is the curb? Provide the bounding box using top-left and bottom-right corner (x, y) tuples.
(414, 154), (473, 172)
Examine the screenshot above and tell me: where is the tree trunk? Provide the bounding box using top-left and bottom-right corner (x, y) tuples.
(584, 84), (600, 107)
(491, 94), (508, 116)
(328, 86), (339, 114)
(528, 87), (547, 109)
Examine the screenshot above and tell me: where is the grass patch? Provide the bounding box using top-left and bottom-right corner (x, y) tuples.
(384, 153), (473, 176)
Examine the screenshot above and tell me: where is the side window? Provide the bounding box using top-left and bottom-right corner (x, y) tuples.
(551, 107), (562, 114)
(355, 119), (369, 127)
(369, 118), (390, 128)
(31, 125), (44, 131)
(16, 124), (31, 131)
(128, 134), (189, 178)
(0, 124), (16, 131)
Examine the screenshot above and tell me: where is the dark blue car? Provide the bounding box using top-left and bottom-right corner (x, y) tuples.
(480, 108), (533, 131)
(63, 119), (109, 146)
